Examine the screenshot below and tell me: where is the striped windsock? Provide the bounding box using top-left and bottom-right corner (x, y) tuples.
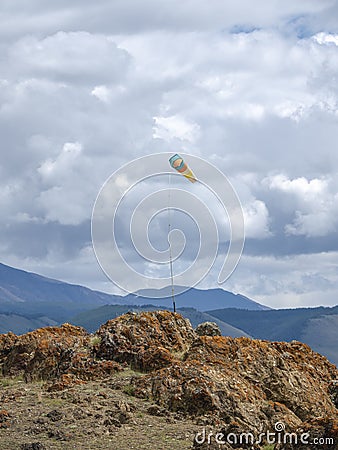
(169, 154), (197, 183)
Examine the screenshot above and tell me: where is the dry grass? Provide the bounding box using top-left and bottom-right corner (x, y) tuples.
(0, 371), (197, 450)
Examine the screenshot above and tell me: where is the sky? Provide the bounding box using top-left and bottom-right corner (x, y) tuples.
(1, 0), (338, 308)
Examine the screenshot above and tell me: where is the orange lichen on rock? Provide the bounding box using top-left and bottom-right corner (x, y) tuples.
(0, 324), (90, 380)
(95, 311), (195, 370)
(114, 312), (338, 435)
(0, 323), (123, 385)
(0, 310), (337, 442)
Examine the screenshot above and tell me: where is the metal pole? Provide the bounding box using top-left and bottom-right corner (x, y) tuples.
(168, 174), (175, 312)
(169, 236), (176, 313)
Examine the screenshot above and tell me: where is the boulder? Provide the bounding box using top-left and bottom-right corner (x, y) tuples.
(195, 322), (222, 337)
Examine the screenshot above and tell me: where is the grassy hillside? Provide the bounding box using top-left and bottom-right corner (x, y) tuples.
(207, 306), (338, 341)
(300, 314), (338, 365)
(0, 313), (57, 334)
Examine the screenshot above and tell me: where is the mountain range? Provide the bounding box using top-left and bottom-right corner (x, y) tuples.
(0, 262), (337, 366)
(0, 261), (266, 325)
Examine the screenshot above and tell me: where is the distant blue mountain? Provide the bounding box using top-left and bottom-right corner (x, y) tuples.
(0, 262), (124, 321)
(0, 262), (269, 326)
(128, 286), (271, 311)
(1, 263), (337, 367)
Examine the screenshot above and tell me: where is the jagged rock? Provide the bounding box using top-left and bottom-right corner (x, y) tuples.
(65, 357), (123, 381)
(132, 362), (223, 415)
(0, 332), (16, 359)
(185, 336), (338, 421)
(45, 373), (86, 392)
(195, 322), (222, 337)
(0, 324), (123, 384)
(95, 310), (195, 371)
(130, 333), (338, 435)
(329, 381), (338, 408)
(0, 311), (337, 449)
(275, 418), (338, 449)
(1, 324), (88, 379)
(103, 416), (122, 428)
(103, 400), (135, 428)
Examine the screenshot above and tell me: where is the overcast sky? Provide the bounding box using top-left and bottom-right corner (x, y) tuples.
(1, 0), (338, 308)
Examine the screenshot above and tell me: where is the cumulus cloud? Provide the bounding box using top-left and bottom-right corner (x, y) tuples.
(313, 32), (338, 46)
(263, 174), (338, 237)
(222, 251), (338, 309)
(243, 200), (272, 239)
(38, 142), (82, 183)
(7, 32), (131, 84)
(153, 115), (200, 143)
(1, 1), (338, 307)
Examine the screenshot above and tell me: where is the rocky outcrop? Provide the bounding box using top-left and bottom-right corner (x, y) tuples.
(124, 317), (337, 445)
(0, 323), (122, 384)
(0, 311), (337, 449)
(185, 336), (337, 422)
(131, 336), (337, 432)
(95, 310), (195, 371)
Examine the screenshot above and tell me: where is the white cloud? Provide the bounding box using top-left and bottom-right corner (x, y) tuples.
(265, 174), (328, 201)
(117, 28), (338, 137)
(91, 85), (111, 103)
(264, 174), (338, 237)
(1, 1), (338, 308)
(223, 252), (338, 308)
(7, 32), (131, 84)
(285, 208), (338, 237)
(37, 186), (89, 225)
(36, 142), (99, 225)
(38, 142), (82, 183)
(153, 115), (200, 142)
(243, 200), (272, 239)
(313, 32), (338, 46)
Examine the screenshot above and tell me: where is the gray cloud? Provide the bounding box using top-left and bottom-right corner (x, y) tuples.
(1, 1), (338, 307)
(7, 32), (131, 84)
(0, 0), (333, 38)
